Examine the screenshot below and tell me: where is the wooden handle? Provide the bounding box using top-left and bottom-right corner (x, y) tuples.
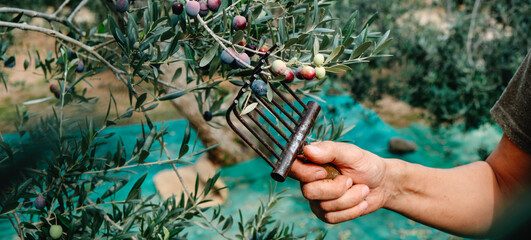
(299, 155), (342, 179)
(322, 163), (341, 179)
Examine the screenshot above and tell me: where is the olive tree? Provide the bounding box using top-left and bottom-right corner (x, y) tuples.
(0, 0), (390, 238)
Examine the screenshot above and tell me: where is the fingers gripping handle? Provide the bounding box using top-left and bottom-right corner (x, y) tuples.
(322, 163), (341, 179)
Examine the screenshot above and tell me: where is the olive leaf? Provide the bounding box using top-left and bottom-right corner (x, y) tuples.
(240, 102), (258, 115)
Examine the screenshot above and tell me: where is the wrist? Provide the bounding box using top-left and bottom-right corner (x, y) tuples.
(381, 158), (408, 210)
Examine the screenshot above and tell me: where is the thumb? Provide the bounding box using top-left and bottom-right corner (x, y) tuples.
(303, 141), (363, 167)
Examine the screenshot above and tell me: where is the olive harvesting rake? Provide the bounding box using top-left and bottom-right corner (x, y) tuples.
(225, 44), (340, 182)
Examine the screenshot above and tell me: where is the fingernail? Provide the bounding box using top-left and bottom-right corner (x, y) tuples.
(359, 201), (368, 212)
(361, 185), (370, 198)
(346, 178), (353, 188)
(314, 170), (327, 179)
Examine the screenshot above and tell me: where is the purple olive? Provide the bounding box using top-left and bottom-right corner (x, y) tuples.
(207, 0), (221, 12)
(186, 1), (200, 17)
(76, 61), (84, 72)
(245, 43), (256, 57)
(203, 111), (213, 121)
(251, 79), (267, 97)
(295, 66), (304, 79)
(236, 52), (250, 69)
(49, 83), (60, 98)
(172, 2), (184, 15)
(220, 48), (237, 64)
(232, 15), (246, 30)
(34, 196), (46, 209)
(199, 1), (208, 17)
(115, 0), (129, 13)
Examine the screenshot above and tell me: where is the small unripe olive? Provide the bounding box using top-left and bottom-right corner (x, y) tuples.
(49, 225), (63, 239)
(271, 60), (287, 75)
(315, 66), (326, 79)
(313, 54), (325, 66)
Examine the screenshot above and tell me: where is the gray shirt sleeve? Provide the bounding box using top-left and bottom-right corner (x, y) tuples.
(491, 50), (531, 154)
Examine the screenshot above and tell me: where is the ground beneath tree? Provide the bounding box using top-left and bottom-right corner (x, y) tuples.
(0, 30), (180, 134)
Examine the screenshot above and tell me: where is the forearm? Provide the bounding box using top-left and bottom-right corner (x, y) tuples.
(382, 159), (503, 237)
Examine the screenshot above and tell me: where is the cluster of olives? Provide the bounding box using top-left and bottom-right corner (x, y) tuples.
(250, 54), (327, 97)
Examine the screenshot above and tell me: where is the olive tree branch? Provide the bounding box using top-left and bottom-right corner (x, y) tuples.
(195, 15), (253, 69)
(196, 12), (274, 77)
(171, 163), (233, 239)
(53, 0), (71, 16)
(68, 0), (90, 22)
(85, 198), (125, 232)
(0, 21), (138, 95)
(158, 142), (232, 239)
(8, 213), (25, 240)
(93, 39), (116, 51)
(0, 7), (81, 33)
(203, 0), (244, 25)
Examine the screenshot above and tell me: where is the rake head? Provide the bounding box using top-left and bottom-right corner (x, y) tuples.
(225, 44), (338, 182)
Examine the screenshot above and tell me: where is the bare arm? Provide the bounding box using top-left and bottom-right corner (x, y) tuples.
(290, 134), (531, 237)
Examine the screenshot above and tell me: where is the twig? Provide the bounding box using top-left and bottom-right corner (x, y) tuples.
(216, 37), (275, 58)
(160, 142), (232, 239)
(171, 164), (233, 240)
(11, 213), (25, 240)
(93, 39), (116, 51)
(0, 21), (134, 94)
(86, 199), (124, 231)
(7, 215), (21, 239)
(53, 0), (71, 16)
(68, 0), (89, 22)
(196, 15), (254, 70)
(94, 33), (114, 38)
(204, 0), (244, 25)
(0, 7), (80, 33)
(81, 154), (193, 175)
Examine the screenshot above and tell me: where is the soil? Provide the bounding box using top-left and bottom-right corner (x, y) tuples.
(363, 95), (426, 128)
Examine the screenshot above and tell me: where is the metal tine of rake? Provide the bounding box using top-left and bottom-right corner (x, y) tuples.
(252, 90), (295, 134)
(254, 74), (299, 125)
(225, 44), (280, 168)
(226, 43), (323, 182)
(257, 61), (307, 117)
(256, 81), (306, 118)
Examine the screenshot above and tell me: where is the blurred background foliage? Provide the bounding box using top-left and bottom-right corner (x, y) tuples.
(332, 0), (530, 129)
(2, 0), (529, 129)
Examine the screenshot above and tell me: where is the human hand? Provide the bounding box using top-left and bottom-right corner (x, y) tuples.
(289, 141), (390, 223)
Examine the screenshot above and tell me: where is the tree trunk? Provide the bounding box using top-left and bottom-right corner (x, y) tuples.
(159, 61), (255, 166)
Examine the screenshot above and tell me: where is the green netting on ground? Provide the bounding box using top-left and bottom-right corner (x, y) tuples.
(0, 94), (502, 239)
